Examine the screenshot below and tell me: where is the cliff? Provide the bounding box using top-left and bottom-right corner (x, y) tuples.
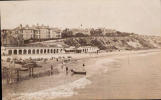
(63, 35), (161, 51)
(27, 35), (161, 51)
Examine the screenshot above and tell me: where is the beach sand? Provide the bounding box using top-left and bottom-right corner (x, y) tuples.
(2, 49), (161, 100)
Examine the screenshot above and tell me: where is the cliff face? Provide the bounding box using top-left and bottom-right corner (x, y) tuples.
(26, 34), (161, 51)
(64, 36), (161, 51)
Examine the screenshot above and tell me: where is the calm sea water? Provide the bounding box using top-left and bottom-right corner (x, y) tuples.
(61, 51), (161, 99)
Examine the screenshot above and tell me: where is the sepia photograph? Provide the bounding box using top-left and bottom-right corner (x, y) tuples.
(1, 0), (161, 99)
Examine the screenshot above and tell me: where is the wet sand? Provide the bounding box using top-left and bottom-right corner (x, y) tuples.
(2, 49), (161, 100)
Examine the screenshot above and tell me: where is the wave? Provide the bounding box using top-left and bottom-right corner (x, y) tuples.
(7, 77), (91, 100)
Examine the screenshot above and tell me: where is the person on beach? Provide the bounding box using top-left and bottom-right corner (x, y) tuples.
(61, 62), (64, 69)
(51, 65), (53, 75)
(83, 63), (85, 67)
(83, 63), (86, 71)
(66, 66), (68, 75)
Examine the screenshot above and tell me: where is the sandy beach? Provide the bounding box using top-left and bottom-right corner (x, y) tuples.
(2, 49), (161, 100)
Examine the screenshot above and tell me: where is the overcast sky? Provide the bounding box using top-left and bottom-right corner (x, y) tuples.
(0, 0), (160, 36)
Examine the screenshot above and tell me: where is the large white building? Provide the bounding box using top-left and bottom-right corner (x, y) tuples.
(1, 46), (99, 56)
(4, 24), (62, 41)
(1, 46), (64, 56)
(65, 46), (99, 53)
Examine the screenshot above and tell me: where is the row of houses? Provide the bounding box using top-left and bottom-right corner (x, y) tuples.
(2, 24), (117, 41)
(1, 46), (99, 56)
(1, 24), (62, 41)
(1, 24), (118, 46)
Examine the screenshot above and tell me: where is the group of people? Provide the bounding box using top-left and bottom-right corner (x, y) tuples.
(50, 58), (86, 76)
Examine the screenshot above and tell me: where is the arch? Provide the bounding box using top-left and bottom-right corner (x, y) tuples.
(32, 49), (35, 54)
(60, 49), (63, 52)
(28, 49), (31, 54)
(54, 49), (56, 53)
(56, 49), (59, 53)
(44, 49), (46, 53)
(19, 49), (22, 54)
(40, 49), (43, 54)
(8, 50), (12, 55)
(51, 49), (53, 53)
(37, 49), (39, 54)
(47, 49), (50, 53)
(86, 49), (88, 52)
(14, 50), (17, 55)
(23, 49), (27, 54)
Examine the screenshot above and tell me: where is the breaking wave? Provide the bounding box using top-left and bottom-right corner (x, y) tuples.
(5, 77), (91, 100)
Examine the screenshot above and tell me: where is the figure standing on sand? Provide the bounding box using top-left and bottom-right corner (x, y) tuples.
(51, 65), (53, 75)
(61, 62), (64, 69)
(83, 63), (86, 71)
(66, 66), (68, 75)
(83, 63), (85, 67)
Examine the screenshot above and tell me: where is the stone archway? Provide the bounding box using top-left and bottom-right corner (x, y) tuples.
(54, 49), (56, 53)
(28, 49), (31, 54)
(14, 50), (17, 55)
(19, 49), (22, 54)
(44, 49), (46, 53)
(37, 49), (39, 54)
(23, 49), (27, 54)
(40, 49), (43, 54)
(47, 49), (50, 53)
(32, 49), (35, 54)
(56, 49), (59, 53)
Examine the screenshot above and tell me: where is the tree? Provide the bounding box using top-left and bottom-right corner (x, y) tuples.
(75, 33), (86, 37)
(61, 28), (73, 38)
(90, 28), (103, 36)
(95, 29), (103, 36)
(90, 28), (95, 36)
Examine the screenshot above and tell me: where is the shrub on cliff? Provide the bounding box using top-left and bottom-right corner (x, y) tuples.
(91, 39), (106, 50)
(61, 28), (73, 38)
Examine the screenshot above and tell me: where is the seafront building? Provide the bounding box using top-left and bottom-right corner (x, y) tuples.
(1, 24), (62, 46)
(1, 46), (99, 56)
(65, 46), (99, 53)
(1, 46), (64, 56)
(14, 24), (62, 40)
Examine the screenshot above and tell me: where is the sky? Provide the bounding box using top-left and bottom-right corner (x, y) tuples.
(0, 0), (160, 36)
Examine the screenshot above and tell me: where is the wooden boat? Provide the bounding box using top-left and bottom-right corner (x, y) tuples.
(19, 68), (28, 71)
(71, 69), (86, 75)
(22, 62), (42, 68)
